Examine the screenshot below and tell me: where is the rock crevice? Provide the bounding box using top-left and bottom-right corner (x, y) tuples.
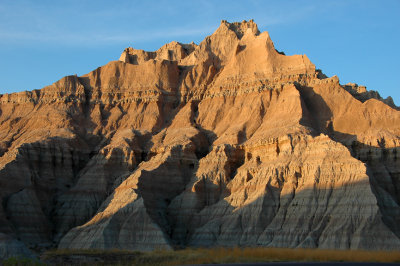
(0, 20), (399, 258)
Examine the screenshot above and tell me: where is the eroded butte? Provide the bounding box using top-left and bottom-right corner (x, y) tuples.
(0, 20), (399, 258)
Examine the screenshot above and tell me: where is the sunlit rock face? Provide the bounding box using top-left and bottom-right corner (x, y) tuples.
(0, 20), (399, 257)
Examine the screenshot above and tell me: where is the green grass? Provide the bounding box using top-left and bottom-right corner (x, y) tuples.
(40, 247), (400, 265)
(3, 256), (45, 266)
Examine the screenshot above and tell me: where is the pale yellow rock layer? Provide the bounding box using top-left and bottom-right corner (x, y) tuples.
(0, 20), (399, 256)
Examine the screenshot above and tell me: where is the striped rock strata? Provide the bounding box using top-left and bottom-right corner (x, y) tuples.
(0, 20), (399, 258)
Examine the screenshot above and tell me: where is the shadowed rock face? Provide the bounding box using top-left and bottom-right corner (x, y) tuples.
(0, 20), (399, 257)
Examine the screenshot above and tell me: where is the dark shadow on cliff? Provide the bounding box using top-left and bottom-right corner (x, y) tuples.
(335, 132), (400, 240)
(2, 80), (399, 253)
(0, 133), (151, 251)
(295, 84), (333, 137)
(183, 178), (400, 250)
(0, 136), (95, 249)
(296, 84), (400, 240)
(70, 174), (400, 250)
(59, 141), (244, 250)
(0, 70), (220, 251)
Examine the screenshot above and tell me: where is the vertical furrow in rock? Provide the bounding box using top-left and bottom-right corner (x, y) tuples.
(1, 20), (400, 257)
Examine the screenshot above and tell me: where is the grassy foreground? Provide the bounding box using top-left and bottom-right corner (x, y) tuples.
(4, 247), (400, 265)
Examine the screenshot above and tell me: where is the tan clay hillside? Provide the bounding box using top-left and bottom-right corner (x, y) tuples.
(0, 20), (399, 258)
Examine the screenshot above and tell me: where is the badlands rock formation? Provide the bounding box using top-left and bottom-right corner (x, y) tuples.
(0, 20), (399, 258)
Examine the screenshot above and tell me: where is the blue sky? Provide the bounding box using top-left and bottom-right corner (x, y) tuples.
(0, 0), (399, 105)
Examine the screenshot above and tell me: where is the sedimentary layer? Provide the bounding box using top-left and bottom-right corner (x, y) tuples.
(0, 20), (399, 258)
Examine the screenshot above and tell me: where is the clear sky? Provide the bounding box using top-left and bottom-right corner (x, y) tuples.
(0, 0), (399, 105)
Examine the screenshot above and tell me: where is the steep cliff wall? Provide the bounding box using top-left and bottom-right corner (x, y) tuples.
(0, 20), (399, 258)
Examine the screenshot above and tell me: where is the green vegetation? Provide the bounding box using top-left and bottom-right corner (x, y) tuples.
(3, 256), (45, 266)
(38, 247), (400, 265)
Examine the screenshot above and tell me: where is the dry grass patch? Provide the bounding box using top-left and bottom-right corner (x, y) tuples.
(40, 247), (400, 265)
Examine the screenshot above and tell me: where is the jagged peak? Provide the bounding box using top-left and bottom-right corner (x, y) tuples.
(115, 20), (395, 110)
(119, 41), (198, 64)
(343, 82), (399, 109)
(119, 20), (261, 66)
(219, 19), (260, 39)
